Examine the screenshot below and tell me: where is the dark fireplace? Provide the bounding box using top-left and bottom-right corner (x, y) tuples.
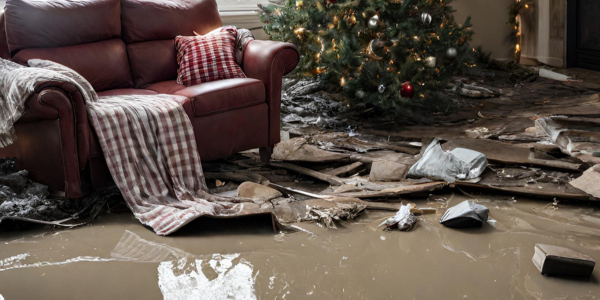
(567, 0), (600, 70)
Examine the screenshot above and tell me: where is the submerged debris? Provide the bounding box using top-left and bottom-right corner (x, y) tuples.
(0, 169), (69, 221)
(0, 158), (16, 176)
(380, 203), (418, 231)
(305, 201), (367, 229)
(0, 158), (123, 229)
(439, 200), (489, 228)
(533, 244), (596, 278)
(273, 197), (369, 229)
(544, 198), (560, 210)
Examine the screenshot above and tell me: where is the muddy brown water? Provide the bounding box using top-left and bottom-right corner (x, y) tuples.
(1, 194), (599, 299)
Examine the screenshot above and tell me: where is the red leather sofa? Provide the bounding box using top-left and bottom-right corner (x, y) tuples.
(0, 0), (299, 198)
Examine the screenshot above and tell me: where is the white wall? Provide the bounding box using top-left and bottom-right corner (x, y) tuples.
(520, 0), (566, 67)
(217, 0), (269, 40)
(452, 0), (515, 61)
(220, 11), (269, 40)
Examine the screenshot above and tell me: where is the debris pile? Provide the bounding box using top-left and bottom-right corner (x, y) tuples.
(0, 158), (123, 228)
(281, 79), (358, 133)
(0, 159), (69, 221)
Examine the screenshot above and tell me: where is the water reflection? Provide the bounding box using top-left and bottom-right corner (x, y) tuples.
(0, 252), (116, 272)
(111, 231), (257, 300)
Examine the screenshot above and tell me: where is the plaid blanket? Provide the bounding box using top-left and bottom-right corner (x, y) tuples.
(0, 58), (97, 147)
(87, 95), (244, 235)
(1, 58), (252, 235)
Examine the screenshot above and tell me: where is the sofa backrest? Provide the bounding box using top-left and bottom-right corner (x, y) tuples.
(3, 0), (133, 91)
(0, 10), (9, 59)
(121, 0), (222, 88)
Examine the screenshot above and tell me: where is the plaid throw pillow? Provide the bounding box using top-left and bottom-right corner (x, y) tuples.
(175, 26), (246, 86)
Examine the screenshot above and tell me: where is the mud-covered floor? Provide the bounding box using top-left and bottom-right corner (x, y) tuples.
(1, 194), (599, 299)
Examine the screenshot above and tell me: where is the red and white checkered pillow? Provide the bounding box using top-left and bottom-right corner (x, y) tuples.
(175, 26), (246, 86)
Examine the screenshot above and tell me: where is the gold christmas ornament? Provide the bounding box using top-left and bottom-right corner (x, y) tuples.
(293, 27), (305, 35)
(366, 39), (384, 60)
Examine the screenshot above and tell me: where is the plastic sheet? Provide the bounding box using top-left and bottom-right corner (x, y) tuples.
(439, 200), (489, 228)
(408, 139), (487, 183)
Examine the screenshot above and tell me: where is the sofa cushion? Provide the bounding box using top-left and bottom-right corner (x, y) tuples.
(173, 78), (265, 116)
(12, 39), (134, 92)
(121, 0), (222, 43)
(97, 89), (158, 97)
(175, 27), (246, 86)
(145, 80), (186, 94)
(4, 0), (121, 55)
(95, 89), (193, 119)
(127, 39), (178, 88)
(90, 89), (194, 158)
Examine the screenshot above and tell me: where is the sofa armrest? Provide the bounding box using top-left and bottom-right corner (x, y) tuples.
(242, 40), (299, 146)
(25, 81), (91, 173)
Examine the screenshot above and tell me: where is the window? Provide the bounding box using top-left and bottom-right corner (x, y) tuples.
(217, 0), (267, 12)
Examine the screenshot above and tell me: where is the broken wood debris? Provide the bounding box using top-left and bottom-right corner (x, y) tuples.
(269, 162), (347, 186)
(258, 132), (599, 202)
(536, 115), (600, 165)
(569, 165), (600, 199)
(454, 83), (501, 99)
(323, 161), (364, 177)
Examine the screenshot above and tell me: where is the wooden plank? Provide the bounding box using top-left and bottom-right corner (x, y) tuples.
(443, 138), (583, 171)
(331, 181), (447, 199)
(322, 162), (364, 177)
(456, 181), (593, 201)
(268, 162), (346, 185)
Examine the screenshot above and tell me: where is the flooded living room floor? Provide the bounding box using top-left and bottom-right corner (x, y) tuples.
(2, 65), (600, 299)
(1, 194), (599, 299)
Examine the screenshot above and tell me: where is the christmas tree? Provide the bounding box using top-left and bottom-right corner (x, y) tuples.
(259, 0), (479, 120)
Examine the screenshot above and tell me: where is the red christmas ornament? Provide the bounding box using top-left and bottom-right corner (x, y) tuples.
(400, 82), (414, 98)
(328, 0), (338, 3)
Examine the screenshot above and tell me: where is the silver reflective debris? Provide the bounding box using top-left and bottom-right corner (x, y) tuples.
(408, 139), (487, 182)
(439, 200), (489, 228)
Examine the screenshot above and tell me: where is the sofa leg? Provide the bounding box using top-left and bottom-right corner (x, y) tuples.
(259, 146), (272, 164)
